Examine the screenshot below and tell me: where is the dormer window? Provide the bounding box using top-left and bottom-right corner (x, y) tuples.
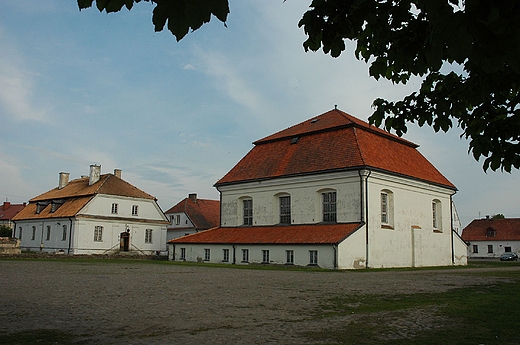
(50, 200), (64, 213)
(486, 228), (496, 238)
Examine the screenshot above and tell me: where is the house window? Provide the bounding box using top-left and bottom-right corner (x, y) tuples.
(486, 228), (496, 237)
(309, 250), (318, 265)
(262, 250), (270, 263)
(132, 205), (139, 216)
(286, 250), (294, 264)
(175, 215), (180, 225)
(473, 245), (478, 253)
(381, 192), (388, 224)
(36, 203), (44, 214)
(505, 246), (512, 253)
(62, 225), (67, 241)
(279, 195), (291, 224)
(94, 226), (103, 242)
(204, 248), (210, 261)
(223, 249), (230, 262)
(180, 248), (186, 260)
(50, 202), (62, 213)
(19, 228), (22, 240)
(487, 245), (493, 253)
(323, 191), (337, 222)
(111, 203), (118, 214)
(145, 229), (153, 243)
(46, 226), (51, 241)
(242, 249), (249, 263)
(243, 199), (253, 225)
(31, 226), (36, 240)
(432, 200), (442, 231)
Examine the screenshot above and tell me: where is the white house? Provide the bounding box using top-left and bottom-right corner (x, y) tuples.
(164, 193), (220, 241)
(168, 109), (467, 269)
(12, 165), (169, 255)
(462, 217), (520, 259)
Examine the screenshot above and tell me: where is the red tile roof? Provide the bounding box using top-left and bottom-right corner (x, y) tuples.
(215, 109), (455, 190)
(168, 222), (363, 245)
(165, 197), (220, 230)
(0, 202), (26, 222)
(13, 174), (156, 221)
(462, 218), (520, 241)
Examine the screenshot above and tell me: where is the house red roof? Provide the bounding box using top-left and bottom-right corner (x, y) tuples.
(165, 196), (220, 230)
(168, 222), (363, 245)
(13, 174), (156, 221)
(462, 218), (520, 241)
(215, 109), (455, 190)
(0, 202), (26, 222)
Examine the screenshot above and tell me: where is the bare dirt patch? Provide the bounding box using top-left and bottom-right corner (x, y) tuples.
(0, 259), (516, 344)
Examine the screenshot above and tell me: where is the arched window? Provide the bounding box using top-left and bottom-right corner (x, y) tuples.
(380, 189), (394, 228)
(432, 199), (442, 231)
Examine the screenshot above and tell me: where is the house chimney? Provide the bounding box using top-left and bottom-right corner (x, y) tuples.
(188, 193), (197, 202)
(89, 164), (101, 186)
(2, 201), (10, 211)
(114, 169), (122, 179)
(58, 172), (70, 189)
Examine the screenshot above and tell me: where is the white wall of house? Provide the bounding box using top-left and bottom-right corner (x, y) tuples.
(218, 171), (362, 226)
(16, 218), (74, 253)
(165, 211), (196, 241)
(466, 240), (520, 259)
(81, 194), (167, 221)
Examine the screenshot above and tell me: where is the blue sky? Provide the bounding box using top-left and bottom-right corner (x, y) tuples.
(0, 1), (518, 227)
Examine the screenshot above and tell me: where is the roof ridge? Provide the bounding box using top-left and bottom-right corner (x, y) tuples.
(352, 127), (367, 166)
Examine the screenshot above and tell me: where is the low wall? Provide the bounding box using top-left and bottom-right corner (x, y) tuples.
(0, 237), (21, 255)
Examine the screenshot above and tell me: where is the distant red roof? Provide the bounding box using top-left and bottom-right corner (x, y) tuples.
(168, 223), (363, 245)
(0, 202), (26, 222)
(215, 109), (455, 190)
(462, 218), (520, 241)
(165, 196), (220, 230)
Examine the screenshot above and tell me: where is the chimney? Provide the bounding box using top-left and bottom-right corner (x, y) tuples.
(188, 193), (197, 202)
(89, 164), (101, 186)
(58, 172), (70, 189)
(114, 169), (122, 179)
(2, 201), (10, 211)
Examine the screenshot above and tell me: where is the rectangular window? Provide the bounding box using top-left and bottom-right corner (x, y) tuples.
(204, 248), (210, 261)
(62, 225), (67, 241)
(280, 196), (291, 224)
(175, 215), (180, 225)
(223, 249), (230, 262)
(381, 193), (388, 224)
(94, 226), (103, 242)
(243, 199), (253, 225)
(505, 246), (512, 253)
(46, 225), (51, 241)
(432, 201), (438, 229)
(487, 245), (493, 253)
(132, 205), (139, 216)
(242, 249), (249, 263)
(19, 228), (22, 240)
(111, 203), (118, 214)
(286, 250), (294, 264)
(31, 226), (36, 240)
(180, 247), (186, 260)
(262, 250), (270, 263)
(323, 192), (337, 222)
(145, 229), (153, 243)
(472, 244), (478, 253)
(309, 250), (318, 265)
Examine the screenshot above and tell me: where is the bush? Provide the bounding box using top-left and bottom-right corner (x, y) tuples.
(0, 225), (13, 237)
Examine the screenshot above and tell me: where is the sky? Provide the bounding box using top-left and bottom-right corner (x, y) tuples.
(0, 1), (519, 227)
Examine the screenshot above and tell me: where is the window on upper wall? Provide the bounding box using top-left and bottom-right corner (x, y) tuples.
(62, 225), (67, 241)
(286, 250), (294, 264)
(432, 200), (442, 231)
(94, 226), (103, 242)
(223, 249), (230, 262)
(111, 203), (118, 214)
(145, 229), (153, 243)
(380, 190), (394, 228)
(242, 249), (249, 263)
(322, 191), (337, 222)
(31, 226), (36, 240)
(132, 205), (138, 216)
(309, 250), (318, 265)
(279, 195), (291, 224)
(175, 215), (180, 225)
(45, 226), (51, 241)
(243, 199), (253, 226)
(204, 248), (210, 261)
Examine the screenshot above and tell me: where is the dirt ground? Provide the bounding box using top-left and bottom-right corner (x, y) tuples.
(0, 259), (517, 344)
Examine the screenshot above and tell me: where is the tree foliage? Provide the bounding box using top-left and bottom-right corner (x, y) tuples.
(78, 0), (520, 172)
(491, 213), (505, 219)
(0, 225), (12, 237)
